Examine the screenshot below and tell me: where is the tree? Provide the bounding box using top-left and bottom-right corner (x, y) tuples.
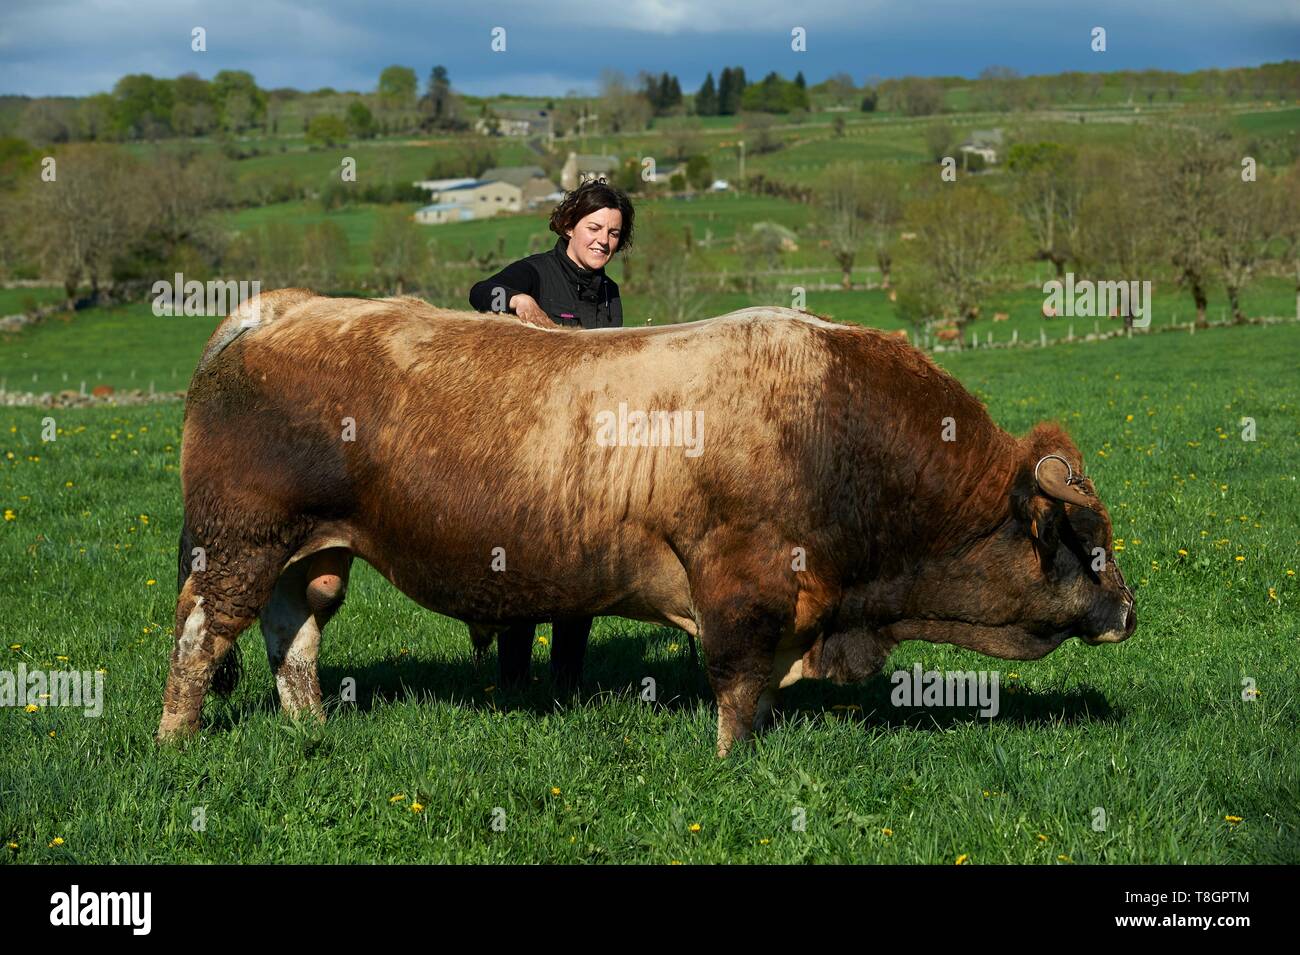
(14, 144), (150, 302)
(1007, 142), (1085, 279)
(301, 221), (351, 290)
(1073, 148), (1161, 327)
(111, 74), (175, 139)
(212, 70), (266, 131)
(627, 216), (701, 324)
(899, 183), (1017, 329)
(740, 112), (781, 155)
(685, 154), (712, 191)
(378, 66), (418, 107)
(419, 65), (462, 131)
(718, 67), (748, 115)
(306, 115), (348, 147)
(599, 71), (652, 133)
(1214, 173), (1276, 324)
(885, 77), (943, 116)
(741, 72), (810, 113)
(1148, 129), (1235, 326)
(924, 122), (955, 163)
(1279, 160), (1300, 322)
(372, 208), (428, 295)
(862, 167), (906, 289)
(660, 117), (702, 161)
(819, 162), (868, 288)
(695, 72), (718, 116)
(734, 222), (796, 293)
(345, 100), (377, 139)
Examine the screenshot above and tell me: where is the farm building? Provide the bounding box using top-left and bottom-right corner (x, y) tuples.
(480, 165), (559, 208)
(959, 128), (1004, 164)
(411, 178), (524, 223)
(561, 151), (620, 190)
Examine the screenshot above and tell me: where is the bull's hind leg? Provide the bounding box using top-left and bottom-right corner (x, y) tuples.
(260, 548), (351, 721)
(157, 539), (294, 742)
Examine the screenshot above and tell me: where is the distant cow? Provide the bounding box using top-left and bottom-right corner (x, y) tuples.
(158, 291), (1135, 756)
(993, 312), (1010, 322)
(936, 326), (961, 342)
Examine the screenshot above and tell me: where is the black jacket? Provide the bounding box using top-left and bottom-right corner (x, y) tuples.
(468, 239), (623, 329)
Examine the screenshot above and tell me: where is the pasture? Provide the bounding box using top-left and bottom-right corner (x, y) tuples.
(1, 318), (1296, 864)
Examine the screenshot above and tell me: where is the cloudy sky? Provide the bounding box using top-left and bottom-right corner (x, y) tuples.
(2, 0), (1297, 98)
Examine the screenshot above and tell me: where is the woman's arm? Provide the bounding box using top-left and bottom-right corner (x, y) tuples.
(468, 260), (540, 313)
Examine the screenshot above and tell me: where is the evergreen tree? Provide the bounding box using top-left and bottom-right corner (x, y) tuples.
(695, 72), (718, 115)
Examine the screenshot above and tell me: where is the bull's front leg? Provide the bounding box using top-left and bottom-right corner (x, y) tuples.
(697, 594), (791, 758)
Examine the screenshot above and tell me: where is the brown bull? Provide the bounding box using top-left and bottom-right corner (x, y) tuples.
(158, 289), (1135, 756)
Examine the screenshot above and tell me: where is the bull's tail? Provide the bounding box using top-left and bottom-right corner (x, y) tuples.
(176, 510), (242, 698)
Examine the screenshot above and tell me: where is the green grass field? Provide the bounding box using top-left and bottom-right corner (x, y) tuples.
(1, 319), (1296, 864)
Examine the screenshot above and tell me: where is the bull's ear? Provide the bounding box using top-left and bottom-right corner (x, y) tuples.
(1013, 490), (1062, 573)
(1035, 454), (1094, 509)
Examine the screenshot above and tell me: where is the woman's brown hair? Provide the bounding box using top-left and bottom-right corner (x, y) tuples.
(549, 178), (635, 253)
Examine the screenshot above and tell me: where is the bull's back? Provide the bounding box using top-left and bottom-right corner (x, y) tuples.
(184, 295), (849, 620)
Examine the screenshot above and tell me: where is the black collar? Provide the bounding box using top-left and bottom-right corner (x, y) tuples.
(554, 238), (605, 291)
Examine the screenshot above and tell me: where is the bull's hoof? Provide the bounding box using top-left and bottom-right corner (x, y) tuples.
(155, 714), (199, 744)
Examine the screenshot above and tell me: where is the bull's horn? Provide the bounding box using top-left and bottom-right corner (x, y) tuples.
(1034, 453), (1093, 507)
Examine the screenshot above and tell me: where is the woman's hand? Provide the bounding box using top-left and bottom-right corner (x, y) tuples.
(509, 294), (556, 328)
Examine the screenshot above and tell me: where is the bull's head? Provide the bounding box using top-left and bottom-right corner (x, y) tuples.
(877, 429), (1137, 662)
(1011, 450), (1136, 646)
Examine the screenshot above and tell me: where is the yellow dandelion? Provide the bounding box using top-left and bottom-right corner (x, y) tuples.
(3, 509), (15, 521)
(670, 860), (682, 865)
(1037, 834), (1049, 842)
(1177, 548), (1188, 556)
(1235, 556), (1245, 563)
(64, 480), (73, 487)
(536, 636), (548, 646)
(1269, 588), (1278, 601)
(551, 787), (561, 796)
(1225, 815), (1243, 825)
(49, 837), (64, 847)
(6, 842), (16, 850)
(689, 823), (701, 833)
(1287, 570), (1295, 577)
(55, 655), (68, 662)
(955, 854), (969, 865)
(668, 642), (680, 653)
(24, 704), (38, 713)
(9, 644), (20, 651)
(48, 731), (55, 738)
(881, 828), (893, 837)
(410, 802), (424, 813)
(389, 794), (406, 803)
(146, 579), (156, 586)
(759, 837), (771, 844)
(1057, 854), (1072, 863)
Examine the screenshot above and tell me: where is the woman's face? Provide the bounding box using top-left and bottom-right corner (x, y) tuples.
(566, 207), (623, 270)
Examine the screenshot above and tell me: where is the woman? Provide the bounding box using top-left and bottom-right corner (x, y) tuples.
(467, 178), (636, 691)
(469, 177), (634, 329)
